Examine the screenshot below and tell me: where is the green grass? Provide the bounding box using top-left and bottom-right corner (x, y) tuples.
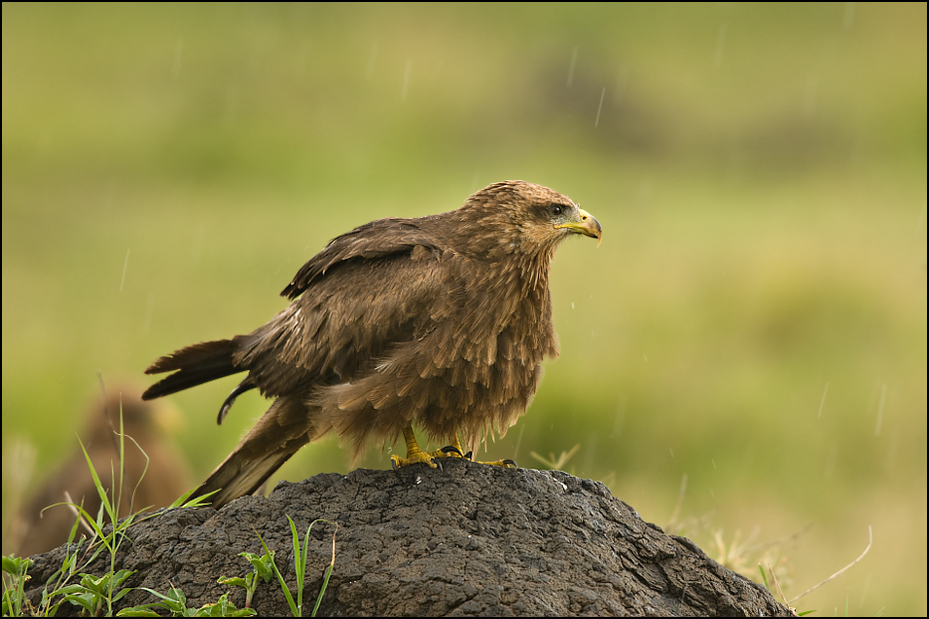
(3, 3), (926, 616)
(1, 407), (336, 617)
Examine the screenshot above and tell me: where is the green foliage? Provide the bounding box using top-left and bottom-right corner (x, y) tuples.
(57, 570), (136, 616)
(1, 409), (336, 617)
(219, 550), (275, 609)
(255, 516), (338, 618)
(120, 586), (255, 617)
(2, 556), (33, 617)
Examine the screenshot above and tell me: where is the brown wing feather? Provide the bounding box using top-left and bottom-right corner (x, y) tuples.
(281, 217), (443, 299)
(234, 238), (449, 399)
(313, 249), (559, 456)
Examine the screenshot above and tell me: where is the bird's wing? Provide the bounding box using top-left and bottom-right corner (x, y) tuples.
(281, 217), (442, 299)
(234, 216), (452, 396)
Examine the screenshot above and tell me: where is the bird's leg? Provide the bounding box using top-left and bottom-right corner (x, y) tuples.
(437, 435), (469, 459)
(476, 456), (518, 468)
(391, 426), (439, 469)
(439, 435), (518, 468)
(391, 429), (518, 469)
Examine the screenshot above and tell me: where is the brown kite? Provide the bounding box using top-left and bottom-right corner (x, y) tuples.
(143, 180), (601, 508)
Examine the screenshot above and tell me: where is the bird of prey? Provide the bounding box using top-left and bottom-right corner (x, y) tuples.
(143, 180), (601, 509)
(13, 386), (191, 556)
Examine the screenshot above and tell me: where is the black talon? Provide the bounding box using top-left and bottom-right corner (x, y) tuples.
(439, 445), (464, 456)
(502, 459), (518, 468)
(463, 451), (473, 460)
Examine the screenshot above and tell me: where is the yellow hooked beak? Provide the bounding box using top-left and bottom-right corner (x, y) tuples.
(555, 208), (602, 246)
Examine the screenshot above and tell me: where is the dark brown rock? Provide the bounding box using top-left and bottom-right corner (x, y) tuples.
(22, 459), (792, 616)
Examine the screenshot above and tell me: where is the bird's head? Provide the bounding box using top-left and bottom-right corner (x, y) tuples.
(458, 180), (602, 260)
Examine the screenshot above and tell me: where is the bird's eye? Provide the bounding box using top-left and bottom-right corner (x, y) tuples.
(550, 204), (564, 217)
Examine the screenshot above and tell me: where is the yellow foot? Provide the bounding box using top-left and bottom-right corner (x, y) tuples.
(391, 426), (443, 469)
(476, 458), (519, 468)
(435, 438), (468, 460)
(390, 441), (466, 469)
(390, 428), (519, 470)
(390, 449), (438, 469)
(438, 437), (518, 468)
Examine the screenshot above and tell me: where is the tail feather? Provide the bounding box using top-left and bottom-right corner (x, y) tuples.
(189, 395), (317, 509)
(192, 449), (298, 509)
(143, 340), (240, 400)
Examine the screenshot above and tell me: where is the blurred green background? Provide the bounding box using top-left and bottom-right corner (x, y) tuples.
(3, 3), (925, 615)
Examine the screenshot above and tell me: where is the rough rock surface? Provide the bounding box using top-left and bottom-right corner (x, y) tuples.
(23, 459), (792, 616)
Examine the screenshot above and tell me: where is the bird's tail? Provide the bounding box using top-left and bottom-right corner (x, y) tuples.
(191, 447), (298, 509)
(142, 339), (240, 400)
(189, 396), (317, 509)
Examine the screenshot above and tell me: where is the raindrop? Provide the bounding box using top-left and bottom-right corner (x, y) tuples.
(802, 76), (819, 119)
(594, 87), (606, 128)
(191, 224), (204, 265)
(366, 41), (379, 80)
(120, 249), (130, 293)
(143, 292), (156, 335)
(884, 426), (900, 470)
(223, 87), (239, 126)
(874, 382), (886, 436)
(613, 396), (626, 438)
(714, 24), (728, 68)
(842, 2), (855, 30)
(915, 201), (926, 238)
(172, 40), (184, 79)
(401, 59), (412, 100)
(566, 46), (578, 87)
(817, 381), (829, 418)
(582, 433), (597, 472)
(824, 444), (838, 479)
